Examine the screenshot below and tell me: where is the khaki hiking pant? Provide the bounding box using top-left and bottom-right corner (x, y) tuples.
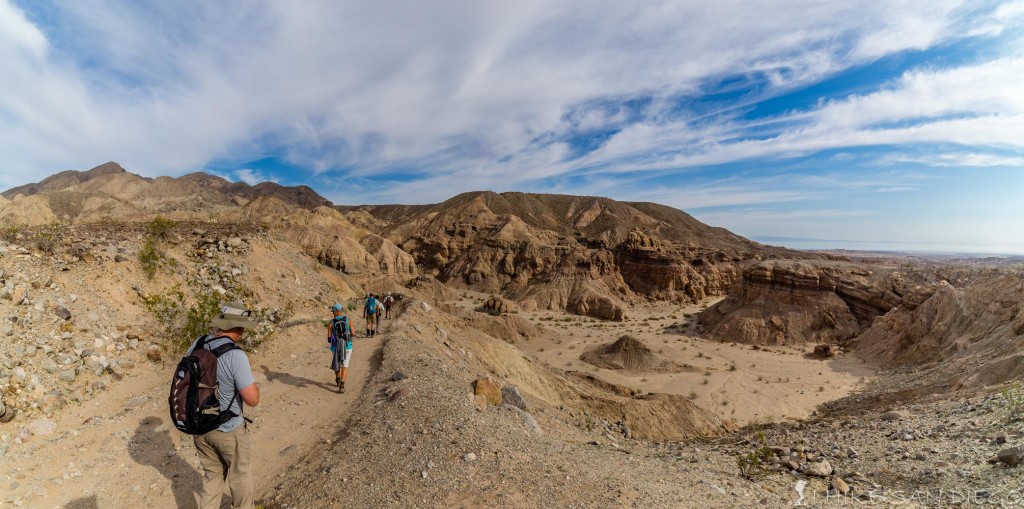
(194, 424), (253, 509)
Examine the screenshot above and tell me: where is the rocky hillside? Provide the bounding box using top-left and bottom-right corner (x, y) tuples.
(345, 191), (808, 320)
(698, 260), (934, 345)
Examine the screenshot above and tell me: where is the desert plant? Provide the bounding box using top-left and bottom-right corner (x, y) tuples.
(1, 226), (20, 243)
(139, 237), (161, 279)
(147, 216), (177, 239)
(735, 432), (773, 480)
(990, 383), (1024, 423)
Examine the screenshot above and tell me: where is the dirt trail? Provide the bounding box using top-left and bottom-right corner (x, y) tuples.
(1, 315), (387, 509)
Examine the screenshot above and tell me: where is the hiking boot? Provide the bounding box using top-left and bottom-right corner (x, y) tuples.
(339, 381), (346, 393)
(335, 377), (342, 389)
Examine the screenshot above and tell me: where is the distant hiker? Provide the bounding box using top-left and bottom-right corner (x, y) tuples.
(181, 302), (260, 509)
(383, 292), (395, 319)
(327, 303), (353, 393)
(364, 293), (380, 337)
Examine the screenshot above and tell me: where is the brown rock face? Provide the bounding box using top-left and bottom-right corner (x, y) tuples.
(345, 192), (801, 320)
(855, 274), (1024, 391)
(482, 295), (519, 315)
(700, 260), (919, 345)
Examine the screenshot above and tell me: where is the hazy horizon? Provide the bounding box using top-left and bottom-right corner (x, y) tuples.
(1, 1), (1022, 248)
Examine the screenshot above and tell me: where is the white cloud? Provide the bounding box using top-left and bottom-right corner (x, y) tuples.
(0, 0), (1021, 217)
(234, 168), (276, 186)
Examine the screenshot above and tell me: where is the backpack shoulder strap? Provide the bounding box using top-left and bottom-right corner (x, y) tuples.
(208, 337), (240, 357)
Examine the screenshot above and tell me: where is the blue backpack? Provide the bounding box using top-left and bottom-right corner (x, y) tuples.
(366, 297), (378, 315)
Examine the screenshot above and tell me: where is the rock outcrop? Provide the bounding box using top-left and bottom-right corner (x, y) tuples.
(345, 192), (803, 320)
(856, 274), (1024, 389)
(700, 260), (924, 345)
(580, 335), (684, 372)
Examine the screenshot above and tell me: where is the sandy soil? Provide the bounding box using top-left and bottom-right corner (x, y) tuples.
(1, 317), (387, 509)
(512, 300), (875, 426)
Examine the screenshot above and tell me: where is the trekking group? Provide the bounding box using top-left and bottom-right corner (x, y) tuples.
(168, 292), (396, 508)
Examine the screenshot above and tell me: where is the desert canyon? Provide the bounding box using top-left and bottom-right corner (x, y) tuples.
(0, 162), (1022, 508)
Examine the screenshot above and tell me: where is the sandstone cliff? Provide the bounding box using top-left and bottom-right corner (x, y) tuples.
(699, 260), (927, 345)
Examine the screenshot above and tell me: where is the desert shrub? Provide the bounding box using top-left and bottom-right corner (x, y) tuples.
(735, 432), (773, 480)
(2, 226), (21, 243)
(139, 238), (161, 279)
(688, 390), (698, 400)
(728, 364), (737, 371)
(990, 383), (1024, 423)
(33, 224), (62, 254)
(147, 216), (177, 239)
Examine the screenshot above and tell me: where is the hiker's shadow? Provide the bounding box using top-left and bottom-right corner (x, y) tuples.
(260, 364), (337, 392)
(128, 417), (201, 509)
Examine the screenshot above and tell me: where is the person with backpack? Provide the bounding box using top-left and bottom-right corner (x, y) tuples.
(171, 301), (260, 509)
(364, 293), (379, 337)
(327, 303), (353, 393)
(383, 292), (395, 319)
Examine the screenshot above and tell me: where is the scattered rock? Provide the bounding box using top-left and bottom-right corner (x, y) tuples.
(464, 452), (477, 462)
(501, 385), (528, 410)
(390, 372), (407, 382)
(830, 476), (850, 495)
(146, 349), (162, 362)
(474, 377), (502, 406)
(26, 418), (57, 436)
(800, 460), (832, 477)
(59, 370), (77, 383)
(879, 411), (906, 422)
(991, 446), (1024, 467)
(12, 287), (26, 305)
(52, 305), (72, 321)
(125, 396), (148, 409)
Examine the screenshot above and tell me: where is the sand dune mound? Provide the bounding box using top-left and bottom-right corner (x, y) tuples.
(580, 335), (681, 372)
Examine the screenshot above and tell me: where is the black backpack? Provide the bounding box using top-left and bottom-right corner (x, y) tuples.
(169, 335), (240, 435)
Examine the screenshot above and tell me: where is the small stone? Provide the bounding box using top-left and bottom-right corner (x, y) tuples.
(473, 377), (502, 406)
(472, 393), (487, 412)
(125, 396), (148, 409)
(52, 305), (72, 321)
(992, 447), (1024, 467)
(879, 411), (906, 422)
(12, 287), (26, 305)
(59, 370), (76, 383)
(800, 460), (832, 477)
(464, 452), (477, 462)
(146, 349), (162, 362)
(26, 418), (57, 436)
(830, 476), (850, 495)
(846, 446), (859, 459)
(501, 385), (529, 410)
(390, 372), (407, 382)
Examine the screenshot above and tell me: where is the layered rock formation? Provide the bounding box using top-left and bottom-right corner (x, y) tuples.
(346, 191), (800, 320)
(700, 260), (928, 345)
(856, 274), (1024, 390)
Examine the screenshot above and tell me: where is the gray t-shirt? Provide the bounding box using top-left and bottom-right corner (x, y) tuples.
(186, 335), (255, 432)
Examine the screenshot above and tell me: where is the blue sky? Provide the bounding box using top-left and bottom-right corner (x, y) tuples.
(1, 1), (1023, 252)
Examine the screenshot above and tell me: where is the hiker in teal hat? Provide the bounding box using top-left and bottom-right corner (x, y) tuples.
(327, 303), (353, 393)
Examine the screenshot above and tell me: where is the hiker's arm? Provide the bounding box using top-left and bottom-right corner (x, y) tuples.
(239, 382), (260, 407)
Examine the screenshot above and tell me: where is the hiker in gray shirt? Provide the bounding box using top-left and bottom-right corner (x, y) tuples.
(186, 302), (261, 509)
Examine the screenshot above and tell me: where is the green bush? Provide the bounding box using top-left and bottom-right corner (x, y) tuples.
(991, 383), (1024, 423)
(147, 216), (177, 239)
(735, 432), (773, 480)
(139, 237), (161, 279)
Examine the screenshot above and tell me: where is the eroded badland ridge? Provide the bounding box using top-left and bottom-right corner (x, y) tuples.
(0, 162), (1022, 508)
